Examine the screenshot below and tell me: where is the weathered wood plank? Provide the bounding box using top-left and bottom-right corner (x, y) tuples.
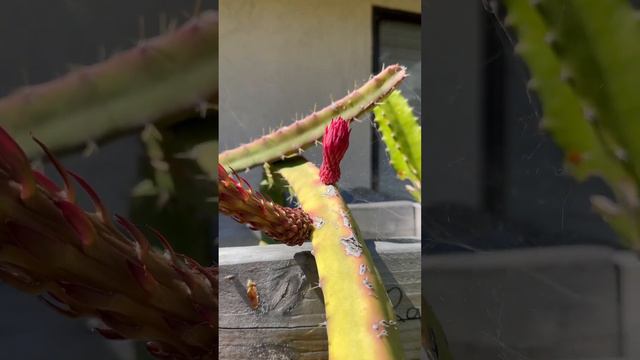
(219, 201), (421, 247)
(219, 241), (422, 359)
(423, 246), (640, 359)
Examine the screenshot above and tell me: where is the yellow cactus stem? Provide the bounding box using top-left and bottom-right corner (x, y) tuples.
(273, 157), (405, 360)
(0, 127), (218, 359)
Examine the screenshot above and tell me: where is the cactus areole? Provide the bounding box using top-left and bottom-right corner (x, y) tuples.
(320, 117), (351, 185)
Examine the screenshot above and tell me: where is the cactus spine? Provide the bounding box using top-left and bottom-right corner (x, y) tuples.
(0, 127), (217, 359)
(219, 65), (407, 172)
(0, 11), (218, 158)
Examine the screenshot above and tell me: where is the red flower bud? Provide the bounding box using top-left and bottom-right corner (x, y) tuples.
(319, 117), (351, 185)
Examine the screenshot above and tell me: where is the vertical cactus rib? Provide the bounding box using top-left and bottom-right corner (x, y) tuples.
(372, 90), (421, 202)
(0, 127), (217, 359)
(273, 157), (405, 360)
(219, 65), (407, 172)
(0, 10), (218, 158)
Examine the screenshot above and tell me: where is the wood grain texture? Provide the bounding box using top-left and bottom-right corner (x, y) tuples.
(219, 241), (422, 359)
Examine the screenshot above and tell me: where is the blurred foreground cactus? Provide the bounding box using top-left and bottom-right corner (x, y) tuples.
(502, 0), (640, 250)
(0, 127), (217, 359)
(0, 10), (218, 158)
(0, 8), (218, 360)
(219, 65), (411, 359)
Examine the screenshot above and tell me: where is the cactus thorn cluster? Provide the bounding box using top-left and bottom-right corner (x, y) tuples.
(218, 164), (313, 246)
(0, 126), (217, 359)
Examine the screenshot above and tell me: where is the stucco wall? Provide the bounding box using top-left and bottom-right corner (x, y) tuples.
(219, 0), (420, 189)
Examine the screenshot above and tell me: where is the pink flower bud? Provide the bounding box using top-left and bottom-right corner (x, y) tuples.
(320, 117), (351, 185)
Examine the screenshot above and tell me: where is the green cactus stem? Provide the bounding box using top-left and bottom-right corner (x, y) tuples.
(273, 156), (405, 360)
(218, 64), (407, 172)
(0, 126), (217, 359)
(502, 0), (640, 247)
(533, 0), (640, 181)
(372, 90), (421, 202)
(0, 10), (218, 158)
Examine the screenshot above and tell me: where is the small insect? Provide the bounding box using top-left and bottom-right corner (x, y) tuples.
(246, 279), (260, 310)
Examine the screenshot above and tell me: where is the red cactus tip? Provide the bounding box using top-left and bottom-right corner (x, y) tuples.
(319, 117), (351, 185)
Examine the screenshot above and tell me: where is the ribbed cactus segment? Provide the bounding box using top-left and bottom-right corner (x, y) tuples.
(0, 127), (217, 359)
(219, 65), (407, 172)
(218, 164), (313, 246)
(0, 10), (218, 158)
(372, 90), (421, 202)
(274, 157), (404, 360)
(503, 0), (640, 248)
(503, 0), (626, 182)
(532, 0), (640, 180)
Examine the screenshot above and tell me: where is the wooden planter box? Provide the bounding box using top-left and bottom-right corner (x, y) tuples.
(424, 246), (640, 360)
(219, 201), (422, 359)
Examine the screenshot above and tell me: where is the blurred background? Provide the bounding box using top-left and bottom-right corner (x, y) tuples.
(423, 0), (640, 359)
(0, 1), (217, 359)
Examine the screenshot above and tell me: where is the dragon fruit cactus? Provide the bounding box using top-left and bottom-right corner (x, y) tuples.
(219, 65), (410, 359)
(0, 126), (218, 359)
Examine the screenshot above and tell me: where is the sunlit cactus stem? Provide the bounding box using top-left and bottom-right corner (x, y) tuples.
(274, 157), (405, 360)
(219, 64), (407, 172)
(0, 127), (217, 359)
